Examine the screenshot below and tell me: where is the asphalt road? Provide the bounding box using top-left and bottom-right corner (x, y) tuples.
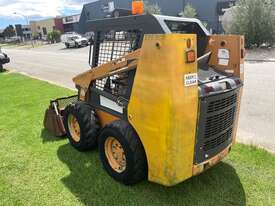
(3, 44), (90, 89)
(3, 44), (275, 153)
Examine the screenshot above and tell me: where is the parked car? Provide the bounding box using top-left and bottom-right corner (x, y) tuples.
(0, 47), (10, 71)
(62, 34), (89, 48)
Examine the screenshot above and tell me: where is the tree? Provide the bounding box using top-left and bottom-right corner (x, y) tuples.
(2, 25), (15, 38)
(47, 30), (61, 43)
(144, 1), (162, 15)
(221, 7), (235, 33)
(179, 3), (197, 18)
(227, 0), (275, 47)
(32, 32), (39, 40)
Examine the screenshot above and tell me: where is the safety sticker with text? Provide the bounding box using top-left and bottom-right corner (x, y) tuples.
(184, 73), (198, 87)
(218, 49), (230, 66)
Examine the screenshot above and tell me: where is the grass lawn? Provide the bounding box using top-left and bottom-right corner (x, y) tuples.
(0, 73), (274, 206)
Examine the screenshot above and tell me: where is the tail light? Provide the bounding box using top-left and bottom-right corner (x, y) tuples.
(186, 50), (196, 63)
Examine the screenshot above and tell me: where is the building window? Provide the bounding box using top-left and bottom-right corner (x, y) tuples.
(65, 16), (74, 22)
(86, 12), (90, 19)
(42, 27), (47, 35)
(37, 26), (40, 30)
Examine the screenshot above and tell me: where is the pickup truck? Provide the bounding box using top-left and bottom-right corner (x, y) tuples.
(63, 35), (89, 48)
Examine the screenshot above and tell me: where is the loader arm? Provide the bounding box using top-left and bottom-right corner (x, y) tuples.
(73, 50), (140, 90)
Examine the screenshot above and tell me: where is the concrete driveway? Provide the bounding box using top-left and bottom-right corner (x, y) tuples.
(3, 44), (275, 153)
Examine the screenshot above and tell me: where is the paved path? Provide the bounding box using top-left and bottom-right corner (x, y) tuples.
(3, 45), (275, 153)
(238, 61), (275, 153)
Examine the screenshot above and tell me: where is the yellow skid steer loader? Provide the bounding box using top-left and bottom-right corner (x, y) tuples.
(44, 14), (244, 186)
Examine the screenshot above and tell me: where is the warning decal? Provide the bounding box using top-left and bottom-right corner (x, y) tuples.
(184, 73), (198, 87)
(218, 49), (230, 66)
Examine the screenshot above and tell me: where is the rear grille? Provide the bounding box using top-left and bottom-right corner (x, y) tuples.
(207, 93), (237, 113)
(203, 128), (232, 151)
(195, 89), (239, 164)
(205, 107), (235, 138)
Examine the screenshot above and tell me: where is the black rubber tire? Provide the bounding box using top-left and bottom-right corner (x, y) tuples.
(65, 43), (69, 48)
(64, 101), (100, 151)
(98, 120), (148, 185)
(75, 42), (80, 48)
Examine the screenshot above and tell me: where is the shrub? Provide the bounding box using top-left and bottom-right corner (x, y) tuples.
(227, 0), (275, 47)
(179, 3), (197, 18)
(144, 1), (162, 14)
(47, 30), (61, 44)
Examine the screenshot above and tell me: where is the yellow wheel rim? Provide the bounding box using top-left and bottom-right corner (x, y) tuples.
(68, 114), (81, 142)
(104, 137), (126, 173)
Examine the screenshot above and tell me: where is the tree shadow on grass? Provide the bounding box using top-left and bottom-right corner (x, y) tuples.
(57, 144), (246, 206)
(40, 128), (66, 143)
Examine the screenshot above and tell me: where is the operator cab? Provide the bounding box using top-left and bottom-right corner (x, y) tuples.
(87, 14), (209, 67)
(87, 14), (231, 88)
(87, 14), (242, 98)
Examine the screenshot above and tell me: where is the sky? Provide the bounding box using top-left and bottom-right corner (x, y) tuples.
(0, 0), (94, 29)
